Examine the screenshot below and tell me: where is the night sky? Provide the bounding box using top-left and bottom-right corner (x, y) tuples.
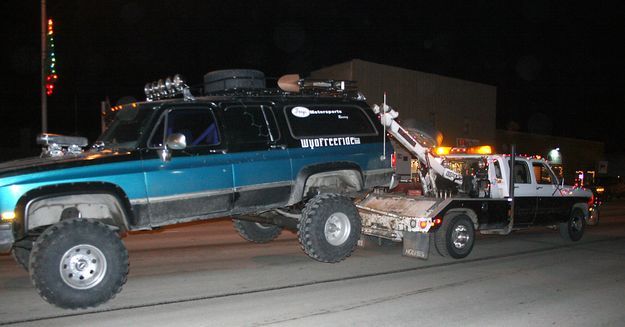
(1, 1), (624, 154)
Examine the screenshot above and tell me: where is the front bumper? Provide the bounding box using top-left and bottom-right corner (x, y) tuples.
(0, 223), (14, 253)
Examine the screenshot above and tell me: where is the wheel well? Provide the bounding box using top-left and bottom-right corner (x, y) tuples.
(26, 193), (127, 231)
(303, 170), (363, 198)
(444, 209), (478, 229)
(571, 203), (589, 219)
(16, 183), (132, 237)
(287, 162), (364, 205)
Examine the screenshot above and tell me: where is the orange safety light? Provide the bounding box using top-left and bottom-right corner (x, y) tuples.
(467, 145), (492, 155)
(436, 146), (452, 155)
(419, 220), (429, 229)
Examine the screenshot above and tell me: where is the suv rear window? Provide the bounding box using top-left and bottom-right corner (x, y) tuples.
(285, 105), (377, 138)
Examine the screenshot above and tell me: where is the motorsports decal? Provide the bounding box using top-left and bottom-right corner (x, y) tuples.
(300, 137), (361, 149)
(291, 106), (344, 118)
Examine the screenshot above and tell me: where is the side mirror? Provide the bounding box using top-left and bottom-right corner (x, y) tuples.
(158, 133), (186, 162)
(166, 133), (187, 150)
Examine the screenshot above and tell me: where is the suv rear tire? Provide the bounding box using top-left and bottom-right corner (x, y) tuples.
(29, 219), (129, 309)
(298, 193), (361, 263)
(233, 219), (282, 243)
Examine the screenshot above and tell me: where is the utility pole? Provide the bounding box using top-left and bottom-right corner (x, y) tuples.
(41, 0), (47, 133)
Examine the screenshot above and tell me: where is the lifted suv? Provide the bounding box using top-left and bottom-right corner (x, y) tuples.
(0, 70), (394, 308)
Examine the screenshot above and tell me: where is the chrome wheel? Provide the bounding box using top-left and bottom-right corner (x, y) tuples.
(451, 224), (471, 249)
(60, 244), (107, 290)
(571, 214), (583, 232)
(324, 212), (351, 246)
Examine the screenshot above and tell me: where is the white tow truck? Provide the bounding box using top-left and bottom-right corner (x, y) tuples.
(357, 103), (595, 259)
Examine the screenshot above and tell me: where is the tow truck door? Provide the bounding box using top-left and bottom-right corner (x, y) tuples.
(531, 161), (562, 224)
(510, 158), (537, 225)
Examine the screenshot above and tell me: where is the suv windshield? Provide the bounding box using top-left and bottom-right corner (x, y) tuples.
(97, 105), (156, 150)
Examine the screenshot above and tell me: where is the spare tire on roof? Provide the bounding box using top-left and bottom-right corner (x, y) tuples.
(203, 69), (266, 93)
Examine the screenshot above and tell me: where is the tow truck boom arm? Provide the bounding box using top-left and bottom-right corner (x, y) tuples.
(373, 103), (462, 195)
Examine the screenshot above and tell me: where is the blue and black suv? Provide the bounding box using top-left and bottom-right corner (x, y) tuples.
(0, 70), (394, 308)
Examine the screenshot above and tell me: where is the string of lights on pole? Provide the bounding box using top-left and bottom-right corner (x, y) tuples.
(45, 18), (58, 96)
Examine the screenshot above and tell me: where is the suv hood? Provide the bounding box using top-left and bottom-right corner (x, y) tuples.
(0, 150), (135, 179)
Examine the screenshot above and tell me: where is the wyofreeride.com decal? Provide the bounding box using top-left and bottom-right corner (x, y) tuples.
(300, 137), (361, 149)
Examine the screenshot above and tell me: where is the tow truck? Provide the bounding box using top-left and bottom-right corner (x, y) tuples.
(357, 103), (594, 259)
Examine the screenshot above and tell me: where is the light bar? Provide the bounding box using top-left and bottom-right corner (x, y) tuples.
(144, 74), (190, 101)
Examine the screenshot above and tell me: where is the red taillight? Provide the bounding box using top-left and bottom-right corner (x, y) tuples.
(588, 193), (594, 206)
(391, 153), (396, 168)
(433, 217), (442, 226)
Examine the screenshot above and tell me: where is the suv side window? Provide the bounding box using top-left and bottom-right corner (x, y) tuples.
(149, 108), (220, 148)
(533, 162), (557, 185)
(285, 105), (376, 138)
(221, 105), (280, 151)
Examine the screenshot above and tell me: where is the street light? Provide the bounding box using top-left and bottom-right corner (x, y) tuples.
(548, 147), (561, 164)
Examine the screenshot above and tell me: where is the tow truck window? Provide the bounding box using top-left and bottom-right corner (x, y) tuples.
(493, 160), (502, 179)
(533, 163), (557, 185)
(512, 160), (530, 184)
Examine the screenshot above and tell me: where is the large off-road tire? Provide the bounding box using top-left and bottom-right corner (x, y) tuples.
(233, 219), (282, 243)
(203, 69), (266, 93)
(559, 208), (585, 241)
(29, 219), (129, 309)
(298, 193), (361, 263)
(434, 214), (475, 259)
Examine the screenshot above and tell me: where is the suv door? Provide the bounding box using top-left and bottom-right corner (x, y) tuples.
(510, 158), (537, 225)
(220, 103), (293, 213)
(142, 105), (233, 225)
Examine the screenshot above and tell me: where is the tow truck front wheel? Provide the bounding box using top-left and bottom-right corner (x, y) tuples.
(298, 193), (361, 263)
(560, 208), (585, 241)
(29, 219), (129, 309)
(435, 214), (475, 259)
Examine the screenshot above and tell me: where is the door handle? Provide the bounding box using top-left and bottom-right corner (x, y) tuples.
(536, 186), (543, 190)
(514, 186), (519, 189)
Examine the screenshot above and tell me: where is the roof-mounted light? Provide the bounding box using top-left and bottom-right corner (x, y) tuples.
(144, 74), (194, 101)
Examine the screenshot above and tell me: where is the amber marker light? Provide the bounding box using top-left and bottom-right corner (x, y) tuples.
(1, 211), (16, 221)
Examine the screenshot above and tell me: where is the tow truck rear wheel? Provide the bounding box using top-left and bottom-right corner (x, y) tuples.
(232, 219), (282, 243)
(298, 193), (361, 263)
(559, 208), (585, 241)
(29, 219), (129, 309)
(434, 214), (475, 259)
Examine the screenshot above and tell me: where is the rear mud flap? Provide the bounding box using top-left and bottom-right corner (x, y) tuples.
(402, 232), (430, 259)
